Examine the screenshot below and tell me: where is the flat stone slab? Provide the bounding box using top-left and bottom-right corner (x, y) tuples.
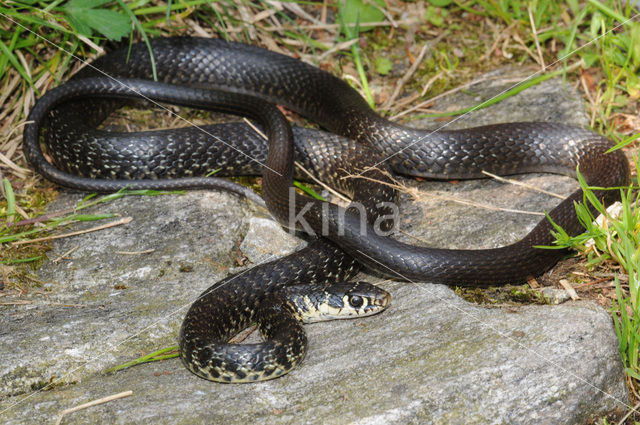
(1, 278), (627, 424)
(0, 71), (629, 423)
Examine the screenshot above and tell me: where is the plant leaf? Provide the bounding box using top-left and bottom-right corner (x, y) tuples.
(77, 8), (130, 40)
(375, 56), (392, 75)
(63, 0), (131, 41)
(63, 12), (92, 37)
(338, 0), (385, 34)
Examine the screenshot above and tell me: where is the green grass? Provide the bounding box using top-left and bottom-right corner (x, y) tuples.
(338, 0), (388, 107)
(0, 186), (181, 272)
(0, 1), (319, 105)
(393, 0), (640, 138)
(104, 345), (180, 374)
(543, 155), (640, 384)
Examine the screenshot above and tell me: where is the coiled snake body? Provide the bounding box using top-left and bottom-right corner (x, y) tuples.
(24, 38), (630, 382)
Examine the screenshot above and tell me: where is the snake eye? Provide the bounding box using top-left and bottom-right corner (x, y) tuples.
(349, 295), (363, 308)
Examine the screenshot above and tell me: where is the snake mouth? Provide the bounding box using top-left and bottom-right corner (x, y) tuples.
(364, 292), (391, 314)
(378, 292), (392, 307)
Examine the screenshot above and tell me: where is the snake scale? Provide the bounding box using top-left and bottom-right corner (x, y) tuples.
(24, 37), (630, 382)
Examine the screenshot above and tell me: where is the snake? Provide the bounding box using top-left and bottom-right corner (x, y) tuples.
(23, 37), (630, 382)
(24, 73), (398, 382)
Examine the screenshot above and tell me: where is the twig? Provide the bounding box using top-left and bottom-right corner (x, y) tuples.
(528, 7), (546, 70)
(11, 217), (133, 246)
(558, 279), (579, 300)
(580, 71), (597, 110)
(52, 245), (79, 264)
(390, 75), (531, 120)
(261, 19), (416, 32)
(115, 249), (155, 255)
(242, 117), (266, 140)
(320, 0), (327, 24)
(381, 43), (431, 111)
(481, 171), (565, 199)
(572, 276), (613, 289)
(55, 391), (133, 425)
(395, 228), (433, 246)
(280, 2), (320, 25)
(0, 150), (29, 175)
(318, 39), (359, 61)
(14, 203), (29, 220)
(427, 192), (546, 216)
(76, 34), (104, 54)
(420, 70), (445, 97)
(616, 400), (640, 425)
(0, 300), (32, 305)
(512, 33), (541, 66)
(229, 325), (258, 343)
(294, 161), (351, 203)
(9, 207), (75, 227)
(349, 173), (546, 216)
(480, 20), (519, 62)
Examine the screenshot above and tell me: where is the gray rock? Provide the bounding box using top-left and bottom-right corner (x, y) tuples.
(541, 287), (572, 305)
(0, 70), (628, 424)
(1, 191), (252, 397)
(412, 71), (590, 130)
(238, 217), (304, 265)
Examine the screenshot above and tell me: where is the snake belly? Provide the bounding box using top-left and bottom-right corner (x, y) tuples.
(23, 37), (630, 381)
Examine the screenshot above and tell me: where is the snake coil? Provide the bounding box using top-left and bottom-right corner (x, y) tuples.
(24, 38), (630, 381)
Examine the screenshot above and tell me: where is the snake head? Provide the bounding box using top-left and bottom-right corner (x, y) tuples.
(341, 281), (391, 316)
(290, 281), (390, 323)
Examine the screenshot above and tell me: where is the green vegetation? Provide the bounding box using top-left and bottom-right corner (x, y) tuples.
(104, 345), (179, 374)
(544, 157), (640, 383)
(0, 186), (181, 287)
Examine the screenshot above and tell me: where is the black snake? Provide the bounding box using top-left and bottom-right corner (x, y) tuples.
(23, 37), (630, 382)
